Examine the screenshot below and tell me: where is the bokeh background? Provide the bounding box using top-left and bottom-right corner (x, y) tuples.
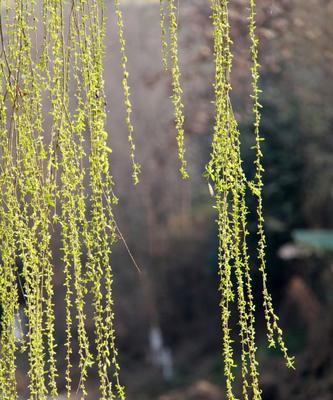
(106, 1), (333, 398)
(14, 0), (333, 398)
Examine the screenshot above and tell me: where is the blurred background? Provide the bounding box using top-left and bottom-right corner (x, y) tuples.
(15, 0), (333, 398)
(105, 1), (333, 398)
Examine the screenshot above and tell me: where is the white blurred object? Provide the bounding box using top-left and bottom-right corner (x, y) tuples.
(278, 242), (311, 260)
(208, 182), (214, 197)
(14, 307), (25, 341)
(149, 326), (174, 381)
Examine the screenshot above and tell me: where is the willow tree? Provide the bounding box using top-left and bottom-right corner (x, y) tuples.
(0, 0), (293, 399)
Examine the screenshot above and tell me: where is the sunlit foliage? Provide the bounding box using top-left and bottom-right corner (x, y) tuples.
(204, 1), (294, 398)
(0, 0), (294, 398)
(0, 0), (131, 398)
(159, 0), (188, 179)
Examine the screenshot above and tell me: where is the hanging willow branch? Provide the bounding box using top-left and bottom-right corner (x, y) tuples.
(204, 0), (294, 398)
(114, 0), (141, 185)
(159, 0), (188, 179)
(0, 0), (130, 398)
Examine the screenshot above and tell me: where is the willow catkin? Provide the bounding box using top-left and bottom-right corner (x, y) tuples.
(74, 0), (125, 397)
(45, 2), (75, 396)
(247, 0), (294, 368)
(56, 2), (93, 397)
(5, 0), (52, 396)
(206, 1), (237, 394)
(0, 49), (19, 399)
(159, 0), (169, 70)
(114, 0), (141, 185)
(167, 0), (188, 179)
(205, 0), (293, 398)
(0, 0), (127, 397)
(0, 191), (19, 400)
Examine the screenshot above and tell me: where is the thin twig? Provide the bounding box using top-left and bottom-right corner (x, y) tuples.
(112, 217), (142, 274)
